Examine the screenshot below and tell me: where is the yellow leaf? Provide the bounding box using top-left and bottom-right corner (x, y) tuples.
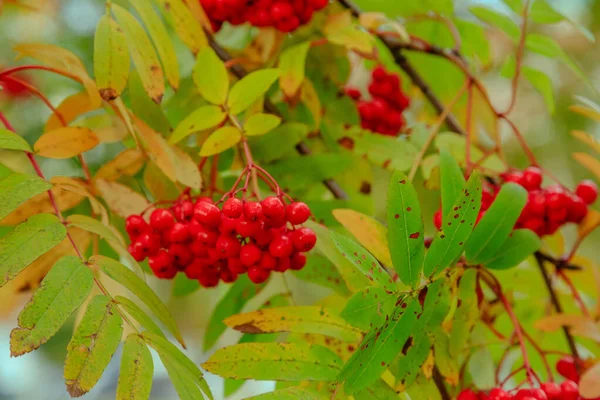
(244, 113), (281, 136)
(192, 48), (229, 106)
(95, 179), (151, 218)
(573, 152), (600, 180)
(14, 43), (101, 107)
(578, 209), (600, 241)
(94, 15), (130, 100)
(45, 91), (100, 132)
(542, 230), (565, 257)
(571, 130), (600, 154)
(34, 127), (99, 159)
(130, 0), (179, 90)
(300, 79), (322, 131)
(77, 114), (128, 143)
(323, 11), (353, 36)
(0, 184), (85, 225)
(95, 148), (146, 181)
(112, 4), (165, 104)
(327, 27), (375, 55)
(135, 117), (177, 181)
(169, 105), (227, 144)
(181, 0), (212, 32)
(570, 105), (600, 122)
(200, 126), (241, 157)
(332, 209), (393, 266)
(50, 176), (107, 220)
(580, 362), (600, 399)
(170, 146), (202, 190)
(155, 0), (207, 54)
(279, 42), (311, 98)
(238, 28), (283, 69)
(358, 12), (388, 30)
(421, 350), (435, 379)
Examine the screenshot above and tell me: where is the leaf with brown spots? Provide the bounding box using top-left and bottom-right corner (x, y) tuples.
(154, 0), (207, 54)
(331, 231), (397, 292)
(341, 287), (399, 331)
(423, 173), (482, 277)
(386, 171), (425, 288)
(94, 15), (130, 100)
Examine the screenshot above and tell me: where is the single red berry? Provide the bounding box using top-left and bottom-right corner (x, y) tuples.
(514, 389), (545, 400)
(244, 202), (264, 222)
(168, 222), (191, 243)
(290, 228), (317, 252)
(236, 219), (263, 237)
(228, 257), (247, 274)
(560, 380), (579, 400)
(169, 243), (194, 267)
(568, 195), (588, 223)
(190, 239), (209, 257)
(358, 102), (374, 120)
(240, 243), (262, 266)
(264, 213), (287, 229)
(457, 389), (479, 400)
(556, 356), (580, 382)
(522, 166), (543, 190)
(126, 215), (149, 238)
(254, 228), (273, 247)
(269, 234), (294, 258)
(345, 88), (362, 100)
(525, 190), (546, 216)
(176, 201), (194, 221)
(488, 388), (511, 400)
(195, 196), (214, 204)
(153, 263), (177, 280)
(576, 180), (598, 205)
(220, 269), (237, 283)
(149, 249), (175, 278)
(290, 252), (306, 270)
(501, 170), (524, 185)
(216, 235), (241, 258)
(223, 197), (244, 218)
(270, 2), (293, 20)
(188, 219), (204, 237)
(184, 258), (208, 279)
(372, 65), (387, 81)
(261, 196), (286, 220)
(149, 209), (175, 231)
(434, 209), (442, 230)
(135, 232), (161, 256)
(219, 216), (240, 236)
(286, 202), (311, 225)
(309, 0), (328, 10)
(274, 256), (291, 272)
(160, 230), (172, 248)
(198, 273), (220, 288)
(540, 382), (561, 400)
(195, 226), (219, 246)
(258, 252), (277, 270)
(547, 207), (568, 223)
(546, 187), (569, 209)
(248, 266), (270, 283)
(128, 243), (146, 262)
(523, 217), (546, 236)
(194, 202), (222, 227)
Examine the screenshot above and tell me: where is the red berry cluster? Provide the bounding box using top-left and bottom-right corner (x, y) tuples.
(126, 196), (316, 287)
(346, 65), (410, 136)
(199, 0), (329, 33)
(457, 380), (587, 400)
(433, 167), (598, 237)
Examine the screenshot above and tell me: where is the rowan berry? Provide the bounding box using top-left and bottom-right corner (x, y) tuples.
(223, 197), (244, 218)
(194, 202), (221, 227)
(269, 234), (294, 258)
(576, 180), (598, 204)
(240, 243), (262, 266)
(286, 202), (310, 225)
(248, 266), (270, 283)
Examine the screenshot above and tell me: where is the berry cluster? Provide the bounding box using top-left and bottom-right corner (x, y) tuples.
(457, 380), (589, 400)
(433, 167), (598, 237)
(199, 0), (329, 33)
(346, 65), (410, 136)
(126, 196), (316, 287)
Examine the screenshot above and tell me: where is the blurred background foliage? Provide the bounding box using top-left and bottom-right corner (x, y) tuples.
(0, 0), (599, 399)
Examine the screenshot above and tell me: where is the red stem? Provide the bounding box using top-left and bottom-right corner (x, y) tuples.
(0, 65), (72, 80)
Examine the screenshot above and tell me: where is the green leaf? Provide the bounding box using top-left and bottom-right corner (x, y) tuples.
(94, 15), (130, 101)
(0, 128), (32, 152)
(224, 306), (362, 342)
(502, 0), (522, 13)
(327, 27), (374, 55)
(117, 334), (154, 400)
(112, 4), (164, 103)
(249, 122), (309, 162)
(269, 154), (355, 190)
(162, 356), (207, 400)
(204, 275), (263, 350)
(245, 113), (282, 136)
(192, 47), (229, 105)
(348, 128), (418, 172)
(153, 0), (207, 54)
(449, 269), (478, 357)
(340, 287), (398, 330)
(130, 0), (179, 89)
(439, 150), (466, 218)
(199, 126), (242, 157)
(485, 229), (542, 270)
(337, 297), (420, 393)
(530, 0), (564, 23)
(227, 69), (281, 115)
(115, 295), (166, 338)
(172, 273), (201, 297)
(0, 213), (67, 287)
(10, 256), (94, 356)
(64, 295), (123, 397)
(202, 343), (342, 381)
(0, 172), (52, 221)
(465, 183), (527, 264)
(469, 6), (520, 41)
(423, 173), (482, 277)
(305, 220), (371, 293)
(523, 66), (555, 114)
(279, 42), (311, 97)
(67, 214), (124, 246)
(386, 172), (425, 288)
(143, 332), (213, 400)
(292, 254), (350, 296)
(89, 255), (185, 347)
(331, 232), (396, 292)
(246, 387), (325, 399)
(170, 105), (227, 144)
(525, 34), (588, 82)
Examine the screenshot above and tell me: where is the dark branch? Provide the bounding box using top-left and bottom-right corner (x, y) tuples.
(432, 365), (452, 400)
(206, 34), (349, 201)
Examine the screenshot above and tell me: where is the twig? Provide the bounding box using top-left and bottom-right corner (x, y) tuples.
(432, 364), (451, 400)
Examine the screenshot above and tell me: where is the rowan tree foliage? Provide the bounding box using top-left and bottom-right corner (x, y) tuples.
(0, 0), (599, 399)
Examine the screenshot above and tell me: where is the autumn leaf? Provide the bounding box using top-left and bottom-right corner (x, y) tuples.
(34, 127), (99, 159)
(95, 179), (151, 218)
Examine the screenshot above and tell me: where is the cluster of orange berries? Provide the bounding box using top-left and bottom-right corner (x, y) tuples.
(126, 196), (316, 287)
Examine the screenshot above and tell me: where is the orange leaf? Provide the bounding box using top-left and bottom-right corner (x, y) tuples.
(535, 314), (600, 342)
(573, 152), (600, 180)
(95, 148), (146, 181)
(34, 127), (99, 159)
(45, 91), (99, 132)
(578, 209), (600, 240)
(95, 179), (151, 218)
(580, 362), (600, 398)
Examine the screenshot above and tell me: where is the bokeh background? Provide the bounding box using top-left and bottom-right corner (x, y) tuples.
(0, 0), (599, 399)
